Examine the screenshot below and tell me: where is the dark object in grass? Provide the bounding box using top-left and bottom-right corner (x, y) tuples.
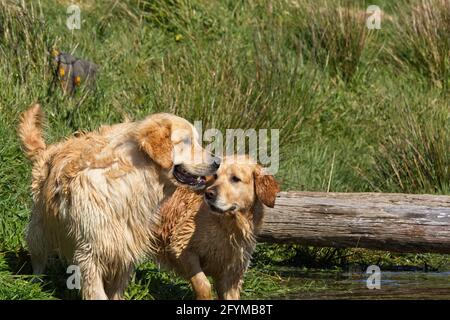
(52, 49), (99, 95)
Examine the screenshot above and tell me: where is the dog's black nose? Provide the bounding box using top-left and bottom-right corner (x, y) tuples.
(211, 157), (221, 169)
(205, 188), (217, 201)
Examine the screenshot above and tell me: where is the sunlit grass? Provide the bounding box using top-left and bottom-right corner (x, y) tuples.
(0, 0), (449, 299)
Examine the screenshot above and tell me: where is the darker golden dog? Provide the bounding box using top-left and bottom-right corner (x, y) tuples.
(156, 155), (280, 299)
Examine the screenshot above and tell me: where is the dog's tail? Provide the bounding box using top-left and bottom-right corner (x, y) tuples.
(18, 103), (46, 162)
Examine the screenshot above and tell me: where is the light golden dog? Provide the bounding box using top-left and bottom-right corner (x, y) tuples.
(156, 156), (280, 300)
(18, 103), (220, 300)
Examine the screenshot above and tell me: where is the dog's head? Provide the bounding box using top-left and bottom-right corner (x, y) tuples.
(204, 155), (280, 214)
(136, 113), (220, 190)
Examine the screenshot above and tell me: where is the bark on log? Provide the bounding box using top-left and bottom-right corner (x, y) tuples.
(259, 192), (450, 254)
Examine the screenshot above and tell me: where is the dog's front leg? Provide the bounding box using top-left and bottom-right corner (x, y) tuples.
(179, 252), (212, 300)
(215, 276), (243, 300)
(74, 249), (108, 300)
(80, 267), (108, 300)
(190, 272), (212, 300)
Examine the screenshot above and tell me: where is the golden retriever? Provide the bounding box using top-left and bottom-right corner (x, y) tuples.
(18, 103), (220, 300)
(156, 155), (280, 300)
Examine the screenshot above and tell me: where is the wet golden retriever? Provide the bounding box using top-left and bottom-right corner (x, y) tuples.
(18, 103), (220, 299)
(156, 155), (280, 299)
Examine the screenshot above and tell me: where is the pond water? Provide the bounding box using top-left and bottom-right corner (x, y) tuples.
(270, 268), (450, 299)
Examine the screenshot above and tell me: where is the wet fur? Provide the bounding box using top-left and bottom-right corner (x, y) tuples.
(18, 103), (215, 300)
(156, 157), (280, 300)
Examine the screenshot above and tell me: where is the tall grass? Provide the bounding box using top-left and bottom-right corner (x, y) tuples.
(283, 0), (376, 82)
(0, 0), (449, 299)
(372, 96), (450, 194)
(388, 0), (450, 90)
(0, 1), (52, 85)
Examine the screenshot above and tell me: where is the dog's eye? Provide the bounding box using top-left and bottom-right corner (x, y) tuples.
(231, 176), (241, 183)
(213, 174), (218, 180)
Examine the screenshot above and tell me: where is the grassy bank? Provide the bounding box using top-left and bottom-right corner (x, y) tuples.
(0, 0), (449, 299)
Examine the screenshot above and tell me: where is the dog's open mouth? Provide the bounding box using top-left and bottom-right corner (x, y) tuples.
(173, 165), (206, 187)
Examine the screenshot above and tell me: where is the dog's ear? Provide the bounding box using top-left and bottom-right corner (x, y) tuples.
(254, 166), (280, 208)
(136, 118), (173, 169)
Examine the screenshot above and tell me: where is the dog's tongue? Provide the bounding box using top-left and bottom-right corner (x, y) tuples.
(191, 175), (206, 186)
(174, 165), (206, 187)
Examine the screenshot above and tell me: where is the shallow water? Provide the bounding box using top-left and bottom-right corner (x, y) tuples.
(270, 268), (450, 300)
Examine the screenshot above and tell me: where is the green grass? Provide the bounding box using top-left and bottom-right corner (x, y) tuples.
(0, 0), (449, 299)
(0, 253), (55, 300)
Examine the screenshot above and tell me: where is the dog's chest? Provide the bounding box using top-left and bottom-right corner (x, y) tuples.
(198, 228), (254, 276)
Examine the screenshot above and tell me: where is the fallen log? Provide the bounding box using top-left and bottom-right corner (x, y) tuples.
(260, 192), (450, 254)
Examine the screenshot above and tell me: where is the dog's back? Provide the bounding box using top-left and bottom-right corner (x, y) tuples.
(19, 105), (163, 299)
